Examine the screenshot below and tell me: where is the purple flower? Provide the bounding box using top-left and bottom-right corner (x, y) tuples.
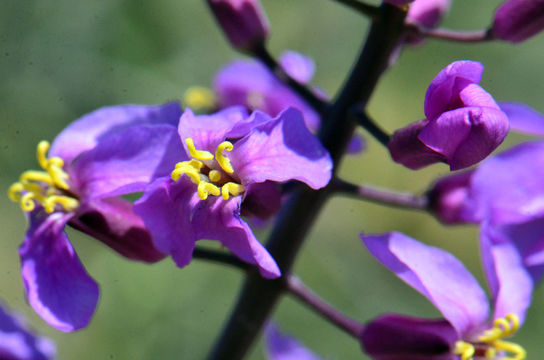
(206, 0), (270, 51)
(361, 232), (530, 359)
(134, 106), (333, 278)
(214, 51), (321, 132)
(492, 0), (544, 43)
(8, 103), (185, 331)
(0, 302), (56, 360)
(388, 61), (509, 171)
(428, 170), (475, 224)
(264, 323), (322, 360)
(500, 102), (544, 136)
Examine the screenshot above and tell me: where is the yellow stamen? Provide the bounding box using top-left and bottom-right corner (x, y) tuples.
(215, 141), (234, 174)
(197, 181), (220, 200)
(8, 141), (78, 213)
(183, 86), (216, 113)
(44, 195), (79, 214)
(175, 159), (203, 171)
(492, 340), (526, 360)
(37, 141), (50, 169)
(221, 182), (245, 200)
(209, 170), (221, 183)
(479, 314), (520, 342)
(454, 341), (475, 360)
(21, 193), (38, 212)
(171, 165), (201, 184)
(8, 183), (24, 202)
(185, 138), (213, 161)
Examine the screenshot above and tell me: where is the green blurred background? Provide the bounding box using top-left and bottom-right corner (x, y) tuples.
(1, 0), (543, 359)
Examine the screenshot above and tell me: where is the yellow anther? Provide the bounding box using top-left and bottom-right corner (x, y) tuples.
(485, 347), (497, 358)
(8, 183), (24, 202)
(183, 86), (216, 113)
(37, 141), (51, 170)
(493, 340), (526, 360)
(209, 170), (222, 183)
(20, 171), (53, 186)
(47, 164), (69, 190)
(43, 195), (79, 214)
(221, 182), (245, 200)
(197, 181), (220, 200)
(479, 314), (520, 342)
(175, 159), (203, 171)
(215, 141), (234, 174)
(453, 341), (475, 360)
(185, 138), (213, 161)
(21, 193), (37, 212)
(171, 166), (201, 184)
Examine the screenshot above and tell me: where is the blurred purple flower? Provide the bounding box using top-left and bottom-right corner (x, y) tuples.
(134, 106), (332, 278)
(264, 323), (322, 360)
(500, 102), (544, 136)
(8, 103), (183, 331)
(214, 51), (321, 132)
(361, 232), (530, 359)
(405, 0), (451, 43)
(0, 302), (56, 360)
(388, 60), (509, 171)
(207, 0), (270, 51)
(492, 0), (544, 43)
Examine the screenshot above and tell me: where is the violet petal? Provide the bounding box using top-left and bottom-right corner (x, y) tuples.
(362, 232), (489, 337)
(500, 102), (544, 136)
(19, 212), (99, 332)
(49, 102), (181, 164)
(264, 323), (322, 360)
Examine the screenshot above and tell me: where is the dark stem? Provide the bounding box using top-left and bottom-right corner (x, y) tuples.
(332, 178), (428, 210)
(405, 24), (495, 43)
(207, 5), (406, 360)
(352, 108), (390, 146)
(287, 276), (364, 338)
(253, 45), (328, 114)
(329, 0), (380, 20)
(193, 247), (249, 270)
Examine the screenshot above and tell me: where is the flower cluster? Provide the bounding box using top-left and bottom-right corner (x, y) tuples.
(4, 0), (544, 359)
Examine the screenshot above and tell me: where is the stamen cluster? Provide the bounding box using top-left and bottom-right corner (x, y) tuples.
(8, 141), (78, 213)
(171, 137), (245, 200)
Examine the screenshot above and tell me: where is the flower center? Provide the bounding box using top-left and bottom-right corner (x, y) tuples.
(171, 138), (245, 201)
(453, 314), (526, 360)
(8, 141), (79, 214)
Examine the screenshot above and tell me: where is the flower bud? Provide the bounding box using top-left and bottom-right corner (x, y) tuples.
(492, 0), (544, 43)
(407, 0), (450, 28)
(207, 0), (270, 51)
(388, 61), (509, 171)
(428, 170), (475, 224)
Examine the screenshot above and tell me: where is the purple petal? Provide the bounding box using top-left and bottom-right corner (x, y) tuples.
(480, 225), (533, 325)
(424, 61), (483, 122)
(49, 102), (181, 164)
(362, 232), (489, 337)
(361, 314), (458, 360)
(71, 124), (185, 200)
(19, 212), (99, 332)
(134, 177), (197, 268)
(264, 323), (322, 360)
(466, 141), (544, 225)
(500, 102), (544, 136)
(492, 0), (544, 43)
(346, 134), (366, 154)
(0, 302), (56, 360)
(388, 119), (446, 170)
(230, 107), (332, 189)
(418, 105), (508, 170)
(279, 51), (315, 85)
(191, 196), (280, 278)
(178, 107), (250, 153)
(213, 59), (321, 131)
(69, 197), (165, 263)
